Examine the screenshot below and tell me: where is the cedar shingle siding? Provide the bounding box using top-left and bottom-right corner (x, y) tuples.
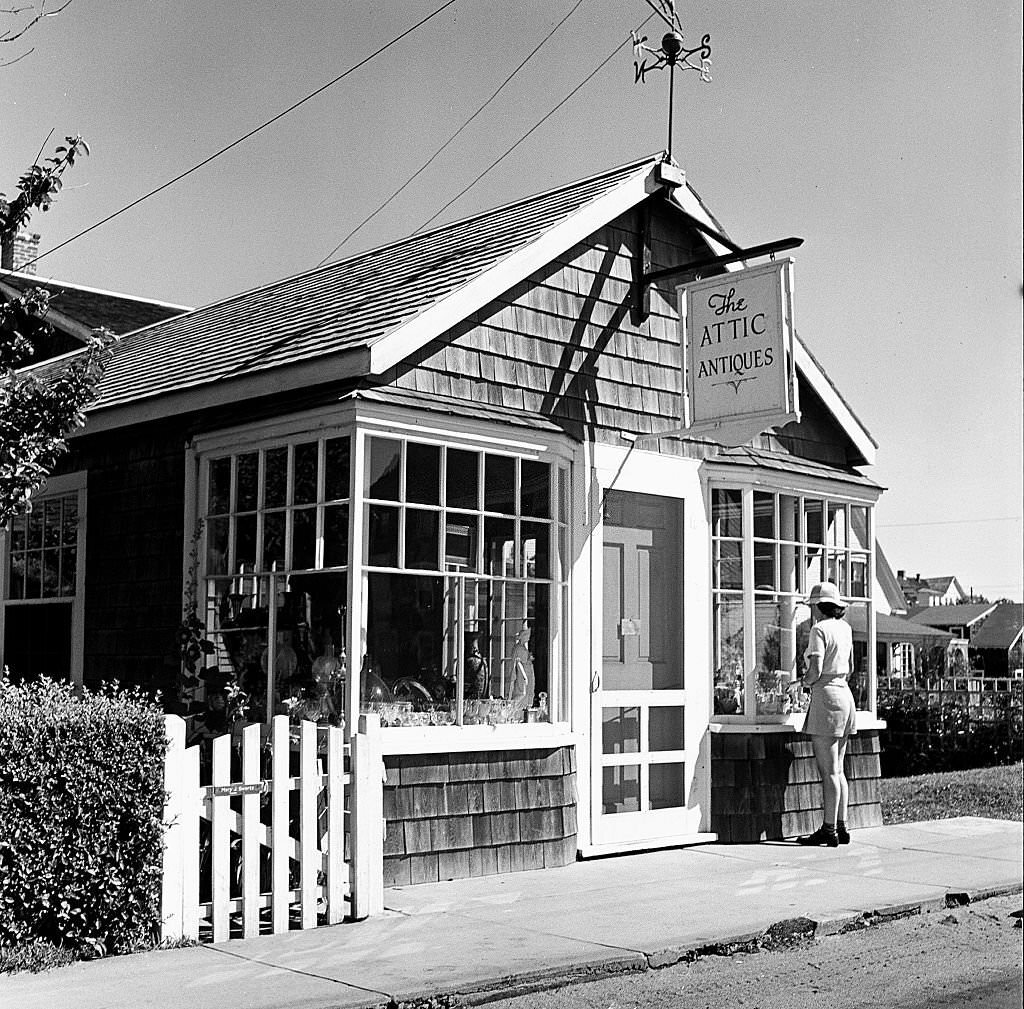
(387, 208), (708, 450)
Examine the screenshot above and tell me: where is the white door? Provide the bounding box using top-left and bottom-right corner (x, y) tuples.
(590, 490), (706, 851)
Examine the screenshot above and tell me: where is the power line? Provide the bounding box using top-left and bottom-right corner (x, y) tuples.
(413, 13), (657, 236)
(317, 0), (587, 267)
(878, 517), (1023, 528)
(23, 0), (457, 271)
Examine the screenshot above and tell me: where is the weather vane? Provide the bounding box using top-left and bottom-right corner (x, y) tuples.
(632, 1), (712, 160)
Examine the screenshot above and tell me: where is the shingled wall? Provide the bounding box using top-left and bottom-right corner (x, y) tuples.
(710, 730), (883, 843)
(64, 421), (186, 695)
(387, 205), (709, 454)
(382, 747), (578, 886)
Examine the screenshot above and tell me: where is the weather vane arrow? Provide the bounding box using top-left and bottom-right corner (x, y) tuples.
(631, 1), (712, 159)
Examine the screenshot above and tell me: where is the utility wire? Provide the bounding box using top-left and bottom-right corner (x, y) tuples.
(414, 13), (656, 235)
(317, 0), (587, 267)
(23, 0), (457, 271)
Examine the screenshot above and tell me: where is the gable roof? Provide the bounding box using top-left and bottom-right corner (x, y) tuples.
(907, 602), (997, 629)
(1, 269), (189, 337)
(32, 154), (875, 464)
(970, 602), (1024, 651)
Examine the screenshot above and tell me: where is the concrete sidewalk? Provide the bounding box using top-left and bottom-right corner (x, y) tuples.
(3, 816), (1021, 1009)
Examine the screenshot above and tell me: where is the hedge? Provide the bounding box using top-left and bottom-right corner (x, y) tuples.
(0, 675), (167, 958)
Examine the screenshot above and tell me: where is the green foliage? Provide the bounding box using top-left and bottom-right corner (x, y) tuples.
(0, 675), (168, 957)
(881, 762), (1023, 825)
(879, 682), (1024, 776)
(0, 136), (90, 239)
(2, 136), (112, 529)
(0, 937), (75, 975)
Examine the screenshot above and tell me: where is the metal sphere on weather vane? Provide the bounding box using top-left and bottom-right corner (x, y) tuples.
(661, 32), (683, 60)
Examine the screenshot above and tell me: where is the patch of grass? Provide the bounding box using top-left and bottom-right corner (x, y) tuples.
(0, 939), (76, 975)
(881, 762), (1023, 825)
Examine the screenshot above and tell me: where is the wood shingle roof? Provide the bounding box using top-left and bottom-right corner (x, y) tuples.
(87, 155), (664, 415)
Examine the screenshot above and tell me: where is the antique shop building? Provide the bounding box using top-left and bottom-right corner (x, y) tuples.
(1, 155), (887, 882)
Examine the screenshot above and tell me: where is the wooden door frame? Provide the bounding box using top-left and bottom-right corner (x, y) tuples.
(573, 443), (714, 856)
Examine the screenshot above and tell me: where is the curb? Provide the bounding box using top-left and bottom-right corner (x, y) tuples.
(381, 884), (1024, 1009)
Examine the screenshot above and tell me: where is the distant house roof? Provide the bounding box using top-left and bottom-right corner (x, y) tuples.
(1, 269), (189, 337)
(970, 602), (1024, 651)
(907, 602), (997, 629)
(847, 608), (953, 643)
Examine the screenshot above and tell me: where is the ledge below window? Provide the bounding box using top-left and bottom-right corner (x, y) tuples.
(710, 713), (887, 734)
(381, 722), (578, 755)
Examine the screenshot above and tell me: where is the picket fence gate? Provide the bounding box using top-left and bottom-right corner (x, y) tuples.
(160, 713), (384, 943)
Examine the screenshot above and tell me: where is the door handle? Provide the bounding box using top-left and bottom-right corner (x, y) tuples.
(591, 671), (601, 693)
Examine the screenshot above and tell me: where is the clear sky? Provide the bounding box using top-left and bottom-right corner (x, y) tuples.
(3, 0), (1022, 601)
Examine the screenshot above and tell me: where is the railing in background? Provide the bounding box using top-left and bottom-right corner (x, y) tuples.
(160, 713), (383, 942)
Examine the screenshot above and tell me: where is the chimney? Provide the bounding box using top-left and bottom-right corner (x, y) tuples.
(897, 570), (905, 581)
(1, 228), (41, 275)
(1, 200), (40, 274)
(916, 573), (921, 582)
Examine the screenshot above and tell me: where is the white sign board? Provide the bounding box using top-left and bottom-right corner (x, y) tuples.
(679, 259), (799, 443)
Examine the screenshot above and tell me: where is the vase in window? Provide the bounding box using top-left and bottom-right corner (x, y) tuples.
(507, 625), (535, 720)
(464, 634), (489, 699)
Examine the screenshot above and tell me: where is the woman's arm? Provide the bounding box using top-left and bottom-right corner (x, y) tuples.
(804, 654), (822, 687)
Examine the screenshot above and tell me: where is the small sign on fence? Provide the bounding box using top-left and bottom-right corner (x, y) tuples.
(205, 782), (269, 799)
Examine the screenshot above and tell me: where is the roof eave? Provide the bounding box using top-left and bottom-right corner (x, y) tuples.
(77, 346), (371, 436)
(367, 164), (663, 375)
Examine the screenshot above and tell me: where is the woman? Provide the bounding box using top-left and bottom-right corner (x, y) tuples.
(798, 581), (856, 847)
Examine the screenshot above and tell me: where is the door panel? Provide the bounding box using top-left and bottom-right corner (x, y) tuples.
(590, 490), (705, 850)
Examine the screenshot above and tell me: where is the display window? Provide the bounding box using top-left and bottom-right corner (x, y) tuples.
(199, 435), (351, 726)
(360, 435), (567, 728)
(711, 484), (875, 721)
(194, 421), (568, 732)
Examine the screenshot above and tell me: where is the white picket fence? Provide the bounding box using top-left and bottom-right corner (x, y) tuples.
(160, 713), (384, 943)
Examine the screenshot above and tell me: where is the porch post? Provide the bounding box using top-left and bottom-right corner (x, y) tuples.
(350, 712), (384, 919)
(160, 715), (186, 941)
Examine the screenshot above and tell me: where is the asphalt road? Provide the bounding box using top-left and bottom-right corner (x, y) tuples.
(477, 894), (1023, 1009)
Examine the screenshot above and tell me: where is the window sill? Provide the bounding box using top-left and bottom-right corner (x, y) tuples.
(710, 713), (887, 734)
(380, 722), (578, 755)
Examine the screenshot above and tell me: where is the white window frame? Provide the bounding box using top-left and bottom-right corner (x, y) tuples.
(705, 473), (880, 728)
(0, 471), (88, 687)
(189, 403), (576, 753)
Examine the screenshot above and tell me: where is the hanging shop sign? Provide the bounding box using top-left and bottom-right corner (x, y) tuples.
(679, 258), (799, 445)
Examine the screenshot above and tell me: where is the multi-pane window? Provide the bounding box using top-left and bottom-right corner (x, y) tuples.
(200, 437), (351, 724)
(362, 436), (566, 726)
(712, 486), (874, 719)
(197, 430), (567, 730)
(2, 481), (84, 684)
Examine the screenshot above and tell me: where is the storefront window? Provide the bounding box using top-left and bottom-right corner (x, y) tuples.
(711, 485), (875, 721)
(361, 436), (566, 727)
(200, 436), (351, 724)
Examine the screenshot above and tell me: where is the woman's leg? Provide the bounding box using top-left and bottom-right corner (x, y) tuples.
(837, 736), (850, 824)
(811, 734), (842, 826)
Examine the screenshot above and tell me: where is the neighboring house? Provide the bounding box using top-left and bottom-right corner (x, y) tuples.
(898, 571), (968, 608)
(907, 602), (998, 641)
(967, 602), (1024, 679)
(1, 154), (893, 875)
(1, 266), (190, 363)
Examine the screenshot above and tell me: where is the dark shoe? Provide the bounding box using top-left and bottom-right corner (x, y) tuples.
(837, 824), (851, 845)
(798, 826), (839, 848)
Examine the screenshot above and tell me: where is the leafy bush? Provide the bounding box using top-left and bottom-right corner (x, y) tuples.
(0, 675), (167, 958)
(879, 684), (1023, 776)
